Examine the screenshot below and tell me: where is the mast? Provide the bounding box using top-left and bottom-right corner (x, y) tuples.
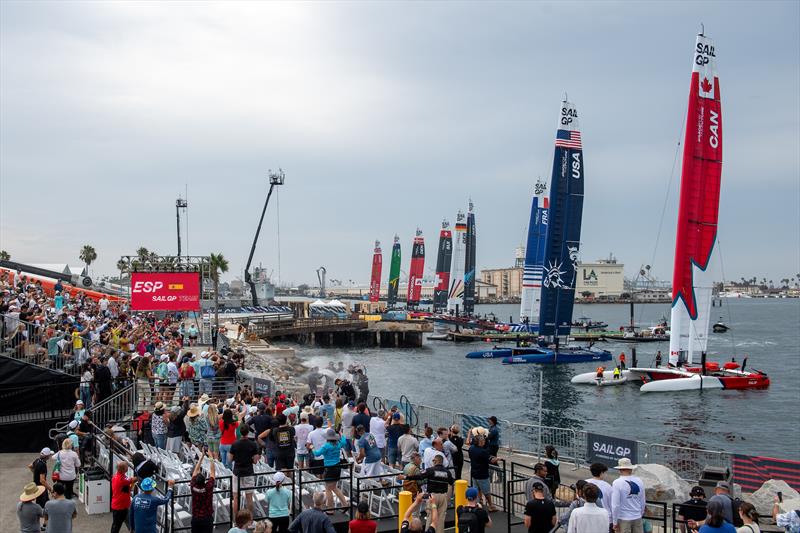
(519, 179), (549, 325)
(432, 220), (453, 313)
(387, 235), (401, 308)
(538, 100), (585, 338)
(406, 229), (425, 309)
(369, 240), (382, 303)
(463, 200), (477, 315)
(669, 32), (722, 366)
(447, 211), (467, 314)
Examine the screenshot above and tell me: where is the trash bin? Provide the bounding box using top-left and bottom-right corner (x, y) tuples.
(81, 466), (110, 515)
(698, 465), (732, 495)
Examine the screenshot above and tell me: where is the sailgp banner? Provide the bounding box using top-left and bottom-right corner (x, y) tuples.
(586, 432), (639, 468)
(130, 272), (201, 311)
(733, 454), (800, 492)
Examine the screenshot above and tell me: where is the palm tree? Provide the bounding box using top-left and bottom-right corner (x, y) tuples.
(0, 250), (10, 261)
(79, 245), (97, 272)
(209, 253), (230, 333)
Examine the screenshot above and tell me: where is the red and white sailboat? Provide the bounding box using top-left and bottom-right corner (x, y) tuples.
(632, 31), (769, 392)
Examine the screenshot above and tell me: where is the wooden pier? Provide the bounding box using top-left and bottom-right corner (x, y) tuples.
(247, 317), (433, 348)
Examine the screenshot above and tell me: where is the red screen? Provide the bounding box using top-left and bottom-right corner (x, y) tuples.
(130, 272), (201, 311)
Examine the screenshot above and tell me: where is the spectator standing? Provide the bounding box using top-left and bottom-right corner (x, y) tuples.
(206, 404), (221, 460)
(110, 462), (136, 533)
(187, 404), (209, 448)
(610, 458), (646, 533)
(54, 440), (80, 500)
(230, 425), (260, 516)
(150, 402), (168, 450)
(401, 454), (453, 533)
(262, 414), (296, 471)
(219, 409), (239, 469)
(349, 501), (378, 533)
(449, 425), (465, 480)
(697, 500), (736, 533)
(28, 448), (53, 509)
(190, 451), (216, 533)
(294, 412), (314, 468)
(524, 482), (557, 533)
(678, 486), (709, 532)
(129, 477), (174, 533)
(466, 431), (499, 512)
(566, 483), (609, 533)
(289, 492), (336, 533)
(265, 471), (292, 533)
(736, 502), (760, 533)
(43, 482), (76, 533)
(544, 445), (561, 494)
(368, 410), (387, 460)
(456, 487), (492, 533)
(386, 412), (406, 468)
(486, 416), (500, 457)
(166, 402), (188, 453)
(17, 483), (45, 533)
(355, 425), (385, 478)
(311, 428), (350, 511)
(418, 427), (434, 456)
(402, 453), (423, 499)
(179, 359), (195, 398)
(585, 462), (614, 527)
(524, 463), (552, 503)
(771, 496), (800, 532)
(398, 425), (419, 467)
(399, 493), (437, 533)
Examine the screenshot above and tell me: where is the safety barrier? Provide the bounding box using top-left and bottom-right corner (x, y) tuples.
(371, 394), (739, 482)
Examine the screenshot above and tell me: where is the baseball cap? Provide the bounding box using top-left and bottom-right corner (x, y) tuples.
(75, 399), (84, 406)
(273, 471), (286, 484)
(690, 486), (706, 497)
(393, 412), (401, 420)
(68, 420), (78, 429)
(716, 481), (731, 491)
(139, 477), (156, 491)
(40, 447), (54, 456)
(531, 481), (544, 491)
(465, 487), (479, 500)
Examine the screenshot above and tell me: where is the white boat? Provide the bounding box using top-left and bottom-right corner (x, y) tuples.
(571, 370), (637, 384)
(594, 376), (628, 386)
(641, 374), (723, 392)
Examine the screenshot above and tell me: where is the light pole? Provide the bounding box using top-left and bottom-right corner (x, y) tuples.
(176, 197), (188, 257)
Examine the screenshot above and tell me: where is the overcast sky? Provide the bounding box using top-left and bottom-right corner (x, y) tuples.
(2, 1), (798, 286)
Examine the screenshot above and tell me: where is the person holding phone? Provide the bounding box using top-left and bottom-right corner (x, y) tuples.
(191, 450), (216, 533)
(110, 462), (137, 533)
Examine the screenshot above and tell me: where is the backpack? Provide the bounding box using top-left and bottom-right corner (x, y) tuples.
(727, 495), (744, 528)
(155, 362), (168, 379)
(200, 363), (216, 379)
(457, 506), (479, 533)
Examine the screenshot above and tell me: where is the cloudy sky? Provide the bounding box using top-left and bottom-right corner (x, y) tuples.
(2, 1), (798, 286)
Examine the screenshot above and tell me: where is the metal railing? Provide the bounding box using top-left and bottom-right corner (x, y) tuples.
(647, 444), (731, 483)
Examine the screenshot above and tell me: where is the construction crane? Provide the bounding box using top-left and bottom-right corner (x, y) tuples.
(316, 267), (326, 298)
(244, 169), (285, 306)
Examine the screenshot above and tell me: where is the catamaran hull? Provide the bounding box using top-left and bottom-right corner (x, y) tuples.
(571, 370), (638, 384)
(465, 347), (551, 359)
(595, 377), (628, 386)
(502, 350), (612, 365)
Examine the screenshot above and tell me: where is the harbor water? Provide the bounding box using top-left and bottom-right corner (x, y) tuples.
(289, 298), (800, 460)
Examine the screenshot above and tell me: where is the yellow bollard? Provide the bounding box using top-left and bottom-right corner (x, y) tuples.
(398, 490), (412, 532)
(454, 479), (468, 533)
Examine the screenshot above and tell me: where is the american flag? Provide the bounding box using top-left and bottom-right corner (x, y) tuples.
(555, 130), (582, 149)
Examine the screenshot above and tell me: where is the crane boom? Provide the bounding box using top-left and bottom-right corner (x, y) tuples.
(244, 169), (284, 306)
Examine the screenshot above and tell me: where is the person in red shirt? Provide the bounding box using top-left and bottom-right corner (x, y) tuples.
(219, 409), (239, 470)
(349, 500), (377, 533)
(190, 450), (216, 533)
(110, 462), (136, 533)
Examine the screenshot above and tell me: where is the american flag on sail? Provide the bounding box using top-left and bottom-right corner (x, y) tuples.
(555, 130), (582, 149)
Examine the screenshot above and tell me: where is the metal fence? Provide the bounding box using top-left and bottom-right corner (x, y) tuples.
(371, 394), (735, 482)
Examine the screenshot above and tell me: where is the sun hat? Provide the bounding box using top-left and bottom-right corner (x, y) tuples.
(302, 406), (313, 414)
(40, 447), (54, 456)
(139, 477), (156, 491)
(613, 458), (637, 470)
(68, 420), (78, 429)
(466, 487), (479, 500)
(325, 428), (340, 441)
(198, 394), (210, 406)
(273, 471), (286, 484)
(187, 405), (201, 417)
(154, 401), (165, 411)
(19, 482), (46, 502)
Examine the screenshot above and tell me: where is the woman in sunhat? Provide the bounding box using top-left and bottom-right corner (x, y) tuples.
(186, 404), (209, 448)
(18, 482), (45, 533)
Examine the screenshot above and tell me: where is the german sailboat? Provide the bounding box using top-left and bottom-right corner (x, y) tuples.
(632, 31), (768, 392)
(446, 211), (467, 315)
(432, 220), (453, 313)
(369, 240), (382, 303)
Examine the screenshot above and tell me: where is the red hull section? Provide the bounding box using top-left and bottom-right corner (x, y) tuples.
(0, 267), (126, 303)
(407, 235), (425, 307)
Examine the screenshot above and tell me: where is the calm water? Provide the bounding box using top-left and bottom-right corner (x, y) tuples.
(287, 299), (800, 459)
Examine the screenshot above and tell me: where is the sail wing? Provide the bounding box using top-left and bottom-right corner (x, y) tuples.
(669, 34), (722, 366)
(387, 236), (401, 308)
(520, 180), (549, 324)
(447, 211), (467, 313)
(538, 101), (585, 337)
(464, 202), (477, 315)
(407, 230), (425, 308)
(369, 241), (382, 303)
(433, 221), (453, 313)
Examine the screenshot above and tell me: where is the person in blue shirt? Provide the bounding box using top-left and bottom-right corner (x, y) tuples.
(312, 428), (349, 512)
(696, 499), (736, 533)
(129, 477), (174, 533)
(265, 471), (292, 533)
(486, 416), (500, 456)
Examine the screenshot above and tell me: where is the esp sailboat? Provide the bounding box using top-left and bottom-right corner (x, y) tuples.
(386, 235), (401, 308)
(632, 31), (768, 392)
(446, 211), (467, 315)
(406, 229), (425, 309)
(369, 240), (382, 303)
(433, 220), (453, 313)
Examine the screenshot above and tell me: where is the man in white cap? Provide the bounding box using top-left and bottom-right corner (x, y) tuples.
(610, 458), (646, 533)
(66, 420), (81, 451)
(27, 448), (54, 508)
